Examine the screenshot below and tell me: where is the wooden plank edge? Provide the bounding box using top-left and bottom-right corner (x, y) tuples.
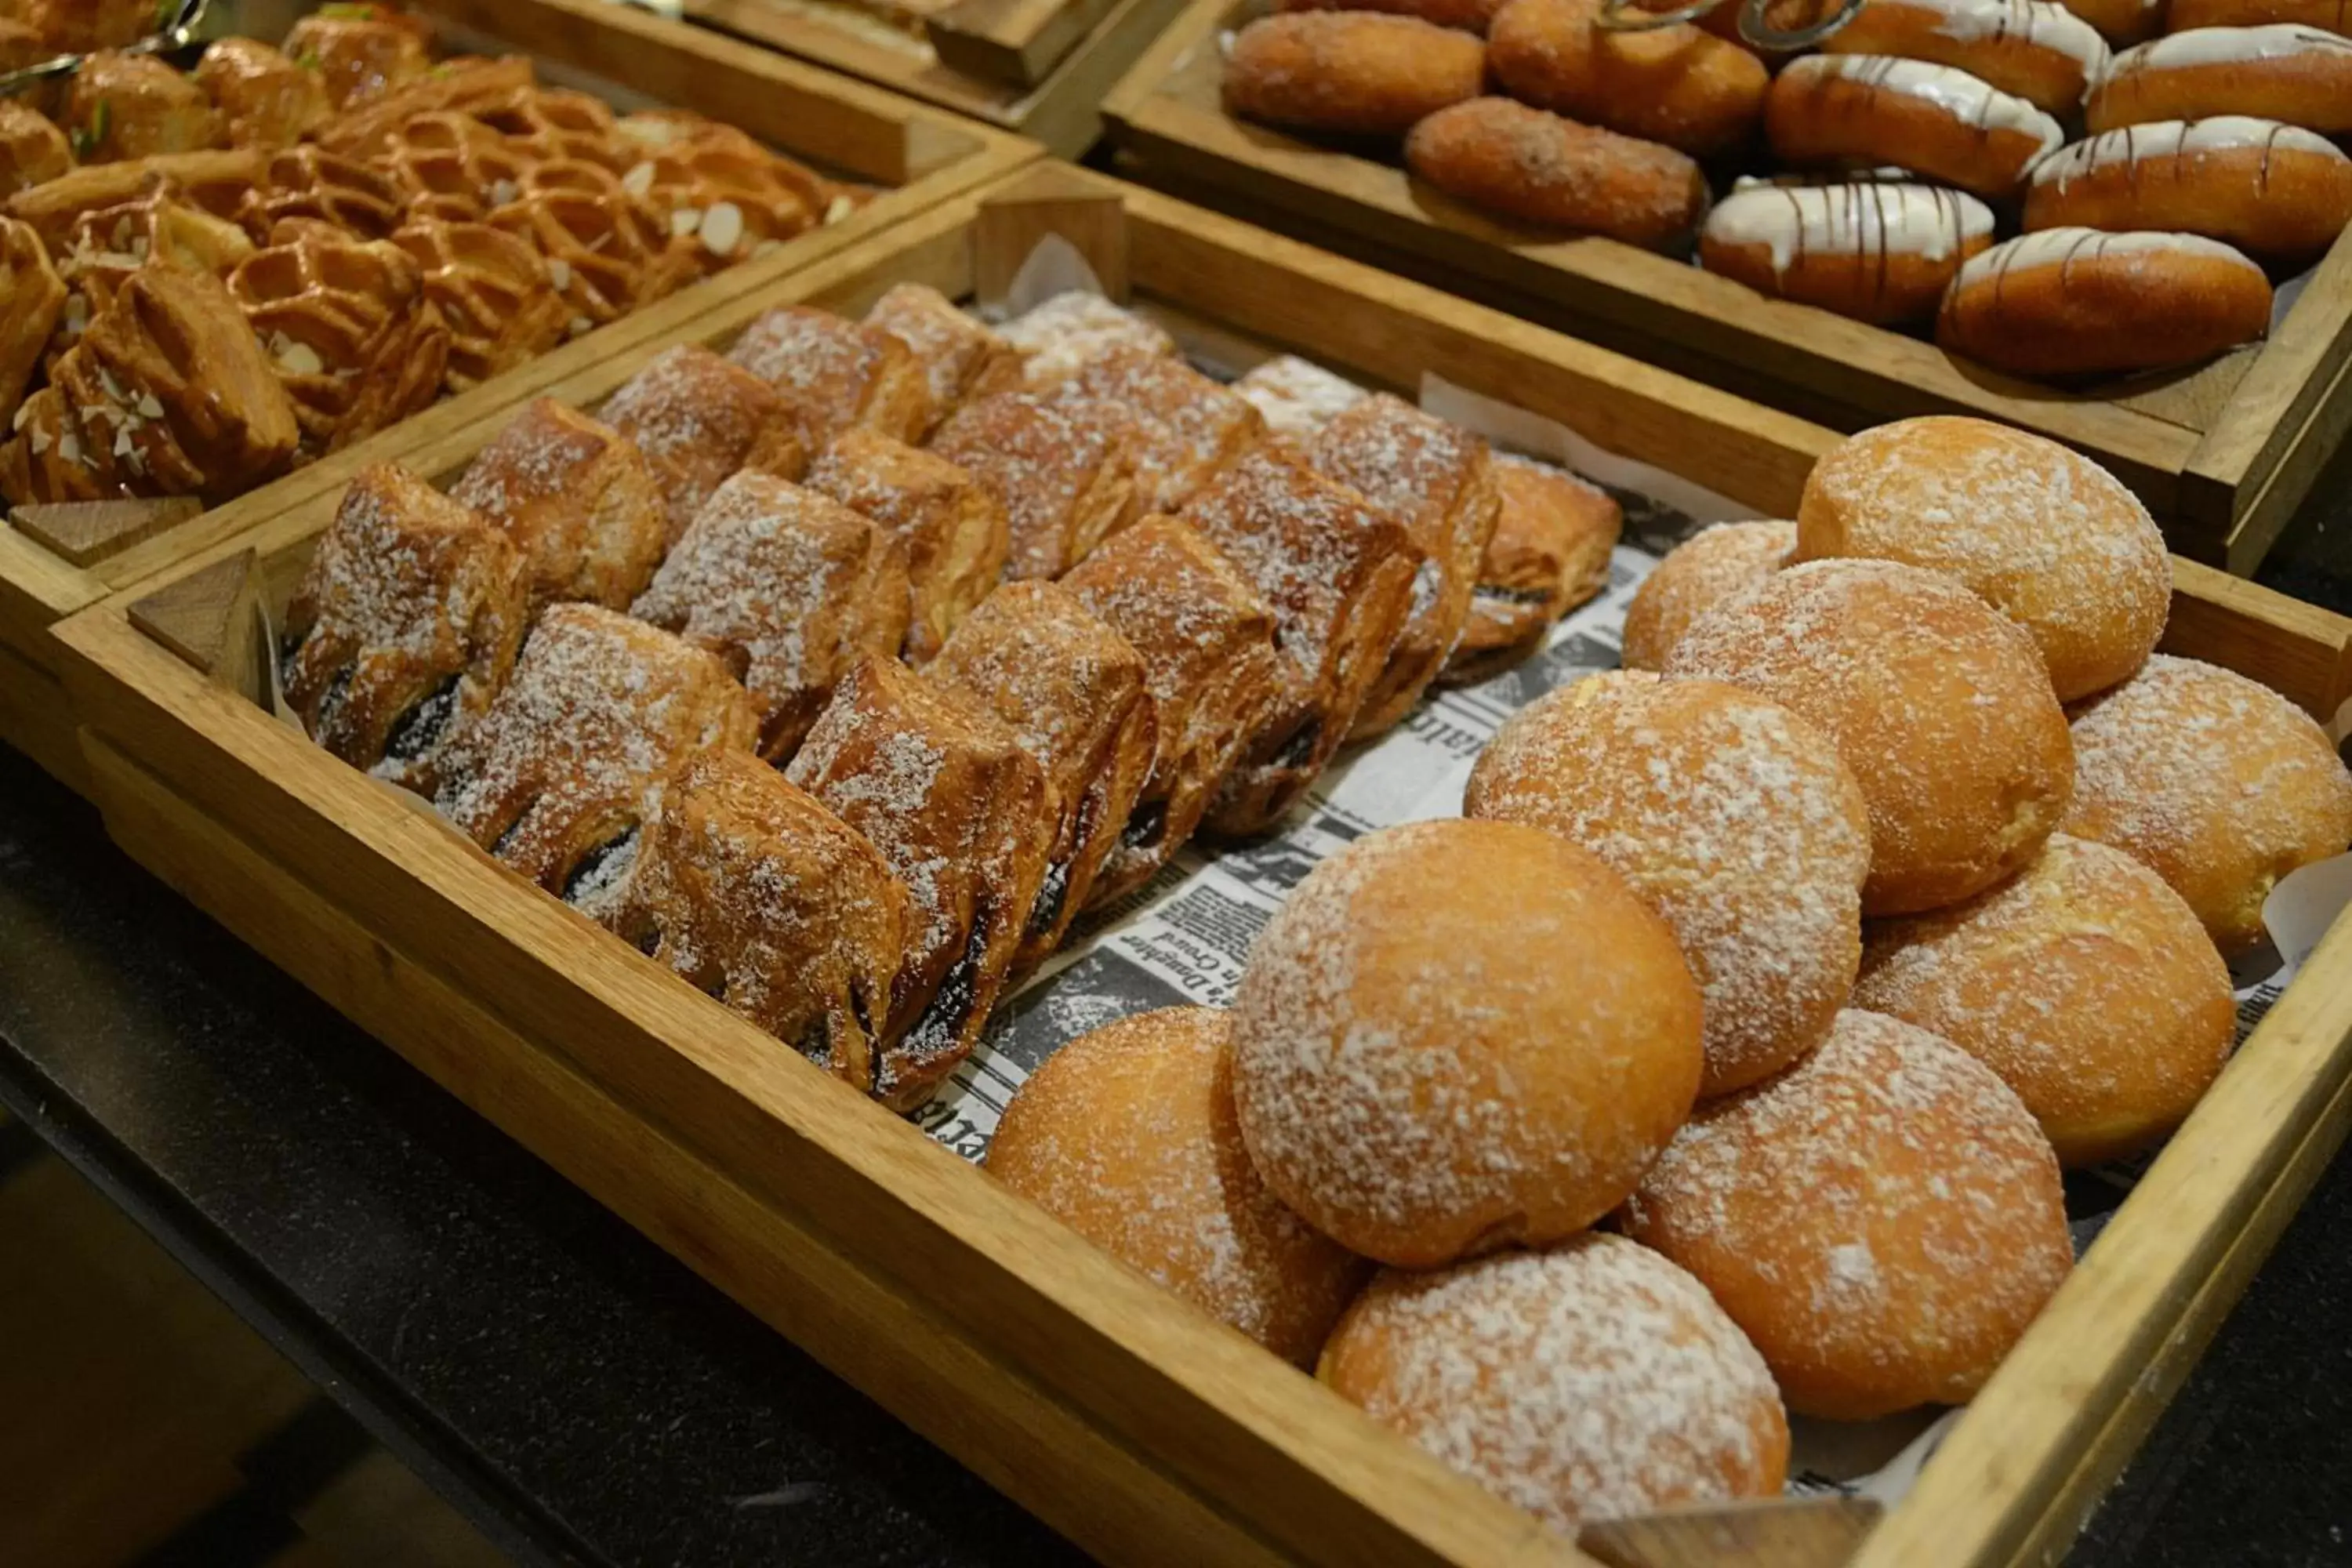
(927, 0), (1120, 86)
(2181, 230), (2352, 521)
(2164, 557), (2352, 720)
(0, 636), (87, 793)
(2221, 342), (2352, 579)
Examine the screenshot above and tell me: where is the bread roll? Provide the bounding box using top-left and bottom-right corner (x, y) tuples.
(1700, 182), (1995, 325)
(1223, 13), (1487, 137)
(2090, 25), (2352, 133)
(1823, 0), (2112, 112)
(2025, 118), (2352, 265)
(1620, 520), (1795, 671)
(1766, 55), (2065, 198)
(1936, 228), (2274, 378)
(1404, 97), (1709, 247)
(1487, 0), (1770, 154)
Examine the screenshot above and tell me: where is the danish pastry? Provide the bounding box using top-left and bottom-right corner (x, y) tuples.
(2089, 24), (2352, 129)
(598, 343), (807, 544)
(0, 101), (72, 198)
(786, 657), (1054, 1109)
(803, 426), (1008, 662)
(0, 216), (63, 433)
(1441, 456), (1620, 684)
(1766, 55), (2066, 199)
(371, 111), (532, 223)
(631, 470), (911, 761)
(11, 0), (154, 53)
(1051, 346), (1265, 517)
(390, 216), (572, 390)
(194, 38), (332, 151)
(54, 188), (256, 321)
(280, 9), (432, 111)
(1620, 520), (1797, 673)
(999, 290), (1177, 389)
(282, 463), (530, 795)
(479, 88), (629, 170)
(1404, 97), (1709, 246)
(1223, 13), (1490, 138)
(1487, 0), (1770, 155)
(0, 388), (106, 504)
(617, 127), (833, 271)
(313, 55), (537, 162)
(244, 145), (409, 241)
(862, 283), (1024, 433)
(489, 183), (695, 332)
(927, 389), (1142, 582)
(727, 304), (931, 445)
(1231, 355), (1368, 443)
(1936, 228), (2274, 377)
(8, 151), (263, 247)
(1700, 182), (1997, 325)
(1821, 0), (2111, 113)
(450, 398), (669, 610)
(64, 52), (224, 162)
(2024, 118), (2352, 267)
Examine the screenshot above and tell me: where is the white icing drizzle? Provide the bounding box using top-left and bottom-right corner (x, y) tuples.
(1880, 0), (2114, 78)
(1706, 182), (1997, 272)
(1955, 226), (2267, 287)
(1787, 55), (2067, 156)
(2031, 115), (2348, 189)
(2102, 23), (2352, 77)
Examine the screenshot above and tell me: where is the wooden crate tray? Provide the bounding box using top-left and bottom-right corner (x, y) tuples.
(52, 162), (2352, 1568)
(1102, 0), (2352, 579)
(0, 0), (1039, 794)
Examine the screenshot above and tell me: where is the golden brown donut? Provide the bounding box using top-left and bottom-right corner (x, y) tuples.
(1276, 0), (1508, 31)
(986, 1007), (1369, 1366)
(1664, 558), (2075, 916)
(1467, 672), (1872, 1096)
(2025, 118), (2352, 267)
(2061, 654), (2352, 953)
(1766, 55), (2066, 199)
(1488, 0), (1769, 154)
(2168, 0), (2352, 33)
(1700, 182), (1996, 325)
(1795, 416), (2172, 702)
(1620, 520), (1795, 672)
(1222, 13), (1488, 138)
(1856, 834), (2234, 1165)
(1936, 228), (2274, 378)
(1229, 819), (1703, 1269)
(2090, 25), (2352, 132)
(1404, 97), (1708, 248)
(1319, 1236), (1788, 1530)
(1824, 0), (2113, 112)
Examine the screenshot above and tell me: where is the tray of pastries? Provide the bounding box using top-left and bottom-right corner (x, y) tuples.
(55, 164), (2352, 1568)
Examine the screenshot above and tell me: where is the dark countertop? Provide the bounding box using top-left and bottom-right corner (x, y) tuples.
(7, 449), (2352, 1566)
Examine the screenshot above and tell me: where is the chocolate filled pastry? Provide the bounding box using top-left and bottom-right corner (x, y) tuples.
(243, 146), (411, 241)
(1442, 456), (1621, 684)
(1051, 346), (1266, 517)
(631, 470), (911, 761)
(1061, 517), (1283, 903)
(862, 282), (1024, 433)
(0, 101), (71, 199)
(1181, 448), (1422, 836)
(928, 389), (1142, 581)
(488, 182), (696, 331)
(451, 397), (669, 610)
(2090, 25), (2352, 132)
(282, 463), (530, 793)
(0, 216), (63, 433)
(1487, 0), (1769, 156)
(1766, 56), (2066, 200)
(1405, 98), (1708, 247)
(786, 657), (1053, 1109)
(8, 151), (264, 248)
(804, 426), (1008, 662)
(1700, 182), (1997, 325)
(598, 343), (808, 544)
(1232, 356), (1368, 444)
(933, 582), (1158, 974)
(1821, 0), (2111, 114)
(390, 216), (572, 390)
(726, 304), (931, 445)
(2024, 118), (2352, 267)
(64, 52), (225, 162)
(372, 111), (535, 223)
(611, 750), (908, 1094)
(280, 9), (434, 111)
(436, 602), (757, 919)
(1305, 394), (1499, 737)
(1937, 228), (2274, 377)
(1222, 13), (1490, 137)
(998, 289), (1178, 388)
(194, 38), (333, 151)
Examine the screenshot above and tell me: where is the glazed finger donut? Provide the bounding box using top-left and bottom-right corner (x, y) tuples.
(1937, 228), (2274, 376)
(2024, 118), (2352, 266)
(1223, 13), (1488, 137)
(1700, 182), (1996, 323)
(1822, 0), (2112, 114)
(2089, 26), (2352, 132)
(2167, 0), (2352, 34)
(1487, 0), (1770, 155)
(1766, 56), (2065, 199)
(1405, 98), (1710, 246)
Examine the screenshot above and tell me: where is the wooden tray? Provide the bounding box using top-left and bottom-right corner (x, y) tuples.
(1102, 0), (2352, 579)
(0, 0), (1038, 794)
(53, 162), (2352, 1568)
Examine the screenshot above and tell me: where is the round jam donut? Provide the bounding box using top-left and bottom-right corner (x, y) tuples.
(1664, 558), (2074, 916)
(1937, 228), (2274, 377)
(1319, 1236), (1788, 1530)
(1466, 672), (1872, 1097)
(2025, 118), (2352, 266)
(985, 1007), (1370, 1366)
(1623, 1010), (2073, 1421)
(1229, 819), (1703, 1269)
(1222, 13), (1488, 137)
(1795, 416), (2172, 701)
(2058, 0), (2163, 42)
(2090, 25), (2352, 132)
(1276, 0), (1508, 31)
(2062, 653), (2352, 953)
(1766, 55), (2065, 199)
(1855, 835), (2234, 1166)
(1700, 181), (1995, 325)
(2168, 0), (2352, 34)
(1405, 97), (1709, 247)
(1822, 0), (2112, 114)
(1620, 519), (1795, 671)
(1487, 0), (1770, 155)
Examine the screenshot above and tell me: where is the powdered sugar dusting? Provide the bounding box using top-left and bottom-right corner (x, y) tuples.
(1620, 521), (1795, 672)
(1000, 289), (1176, 387)
(1232, 354), (1367, 440)
(1052, 347), (1264, 515)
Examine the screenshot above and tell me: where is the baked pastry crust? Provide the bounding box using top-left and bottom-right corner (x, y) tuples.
(242, 146), (410, 242)
(927, 388), (1142, 581)
(314, 55), (538, 162)
(614, 118), (835, 272)
(786, 656), (1053, 1109)
(726, 304), (931, 445)
(282, 462), (531, 795)
(1440, 455), (1619, 685)
(803, 425), (1007, 663)
(12, 0), (154, 54)
(933, 580), (1158, 975)
(53, 187), (256, 325)
(1000, 290), (1178, 388)
(194, 38), (333, 151)
(1232, 355), (1367, 444)
(371, 111), (533, 223)
(632, 470), (910, 761)
(0, 215), (64, 437)
(611, 749), (908, 1094)
(8, 151), (265, 249)
(64, 52), (226, 162)
(451, 397), (669, 611)
(390, 216), (571, 390)
(281, 9), (433, 111)
(0, 100), (72, 199)
(862, 282), (1023, 433)
(1051, 346), (1266, 517)
(598, 343), (808, 544)
(488, 181), (695, 332)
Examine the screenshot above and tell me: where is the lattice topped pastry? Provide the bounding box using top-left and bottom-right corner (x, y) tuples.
(862, 284), (1022, 433)
(54, 189), (257, 322)
(194, 38), (333, 151)
(804, 426), (1007, 663)
(282, 463), (530, 793)
(0, 216), (62, 432)
(618, 129), (833, 272)
(1443, 456), (1620, 685)
(436, 601), (757, 919)
(8, 151), (264, 249)
(372, 111), (532, 222)
(1051, 347), (1266, 517)
(726, 305), (930, 445)
(1061, 517), (1283, 905)
(933, 581), (1158, 975)
(0, 101), (72, 199)
(314, 55), (538, 162)
(1001, 290), (1178, 388)
(927, 389), (1141, 582)
(1180, 447), (1421, 836)
(488, 183), (695, 333)
(1232, 355), (1367, 443)
(477, 87), (628, 170)
(281, 9), (433, 111)
(786, 655), (1053, 1109)
(390, 216), (569, 390)
(243, 145), (410, 241)
(598, 343), (808, 545)
(611, 749), (909, 1094)
(64, 51), (225, 162)
(451, 397), (668, 610)
(631, 470), (911, 760)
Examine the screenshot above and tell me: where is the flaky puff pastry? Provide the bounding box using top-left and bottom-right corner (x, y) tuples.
(862, 283), (1023, 435)
(282, 463), (530, 795)
(488, 180), (697, 332)
(0, 216), (63, 436)
(436, 602), (757, 919)
(64, 52), (224, 162)
(1051, 347), (1266, 517)
(0, 101), (71, 199)
(390, 216), (570, 391)
(1181, 448), (1421, 836)
(0, 388), (104, 503)
(929, 389), (1142, 582)
(1000, 290), (1178, 388)
(632, 470), (911, 763)
(599, 343), (808, 545)
(243, 146), (410, 243)
(803, 426), (1007, 664)
(451, 397), (669, 612)
(1063, 517), (1283, 906)
(1305, 393), (1500, 736)
(314, 56), (538, 162)
(787, 657), (1054, 1109)
(611, 750), (908, 1095)
(281, 9), (433, 111)
(726, 305), (931, 446)
(52, 188), (256, 334)
(5, 151), (263, 250)
(372, 111), (533, 223)
(933, 582), (1158, 975)
(194, 38), (332, 151)
(1441, 455), (1620, 684)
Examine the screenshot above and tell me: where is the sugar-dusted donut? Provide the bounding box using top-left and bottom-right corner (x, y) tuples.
(2024, 118), (2352, 265)
(1766, 54), (2065, 198)
(1620, 520), (1795, 672)
(1405, 97), (1710, 247)
(1223, 12), (1487, 137)
(2090, 24), (2352, 132)
(1487, 0), (1770, 155)
(1936, 228), (2274, 377)
(1700, 181), (1996, 324)
(1822, 0), (2112, 113)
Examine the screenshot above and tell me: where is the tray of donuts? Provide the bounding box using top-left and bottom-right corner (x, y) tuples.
(1104, 0), (2352, 572)
(0, 0), (1035, 794)
(50, 161), (2352, 1568)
